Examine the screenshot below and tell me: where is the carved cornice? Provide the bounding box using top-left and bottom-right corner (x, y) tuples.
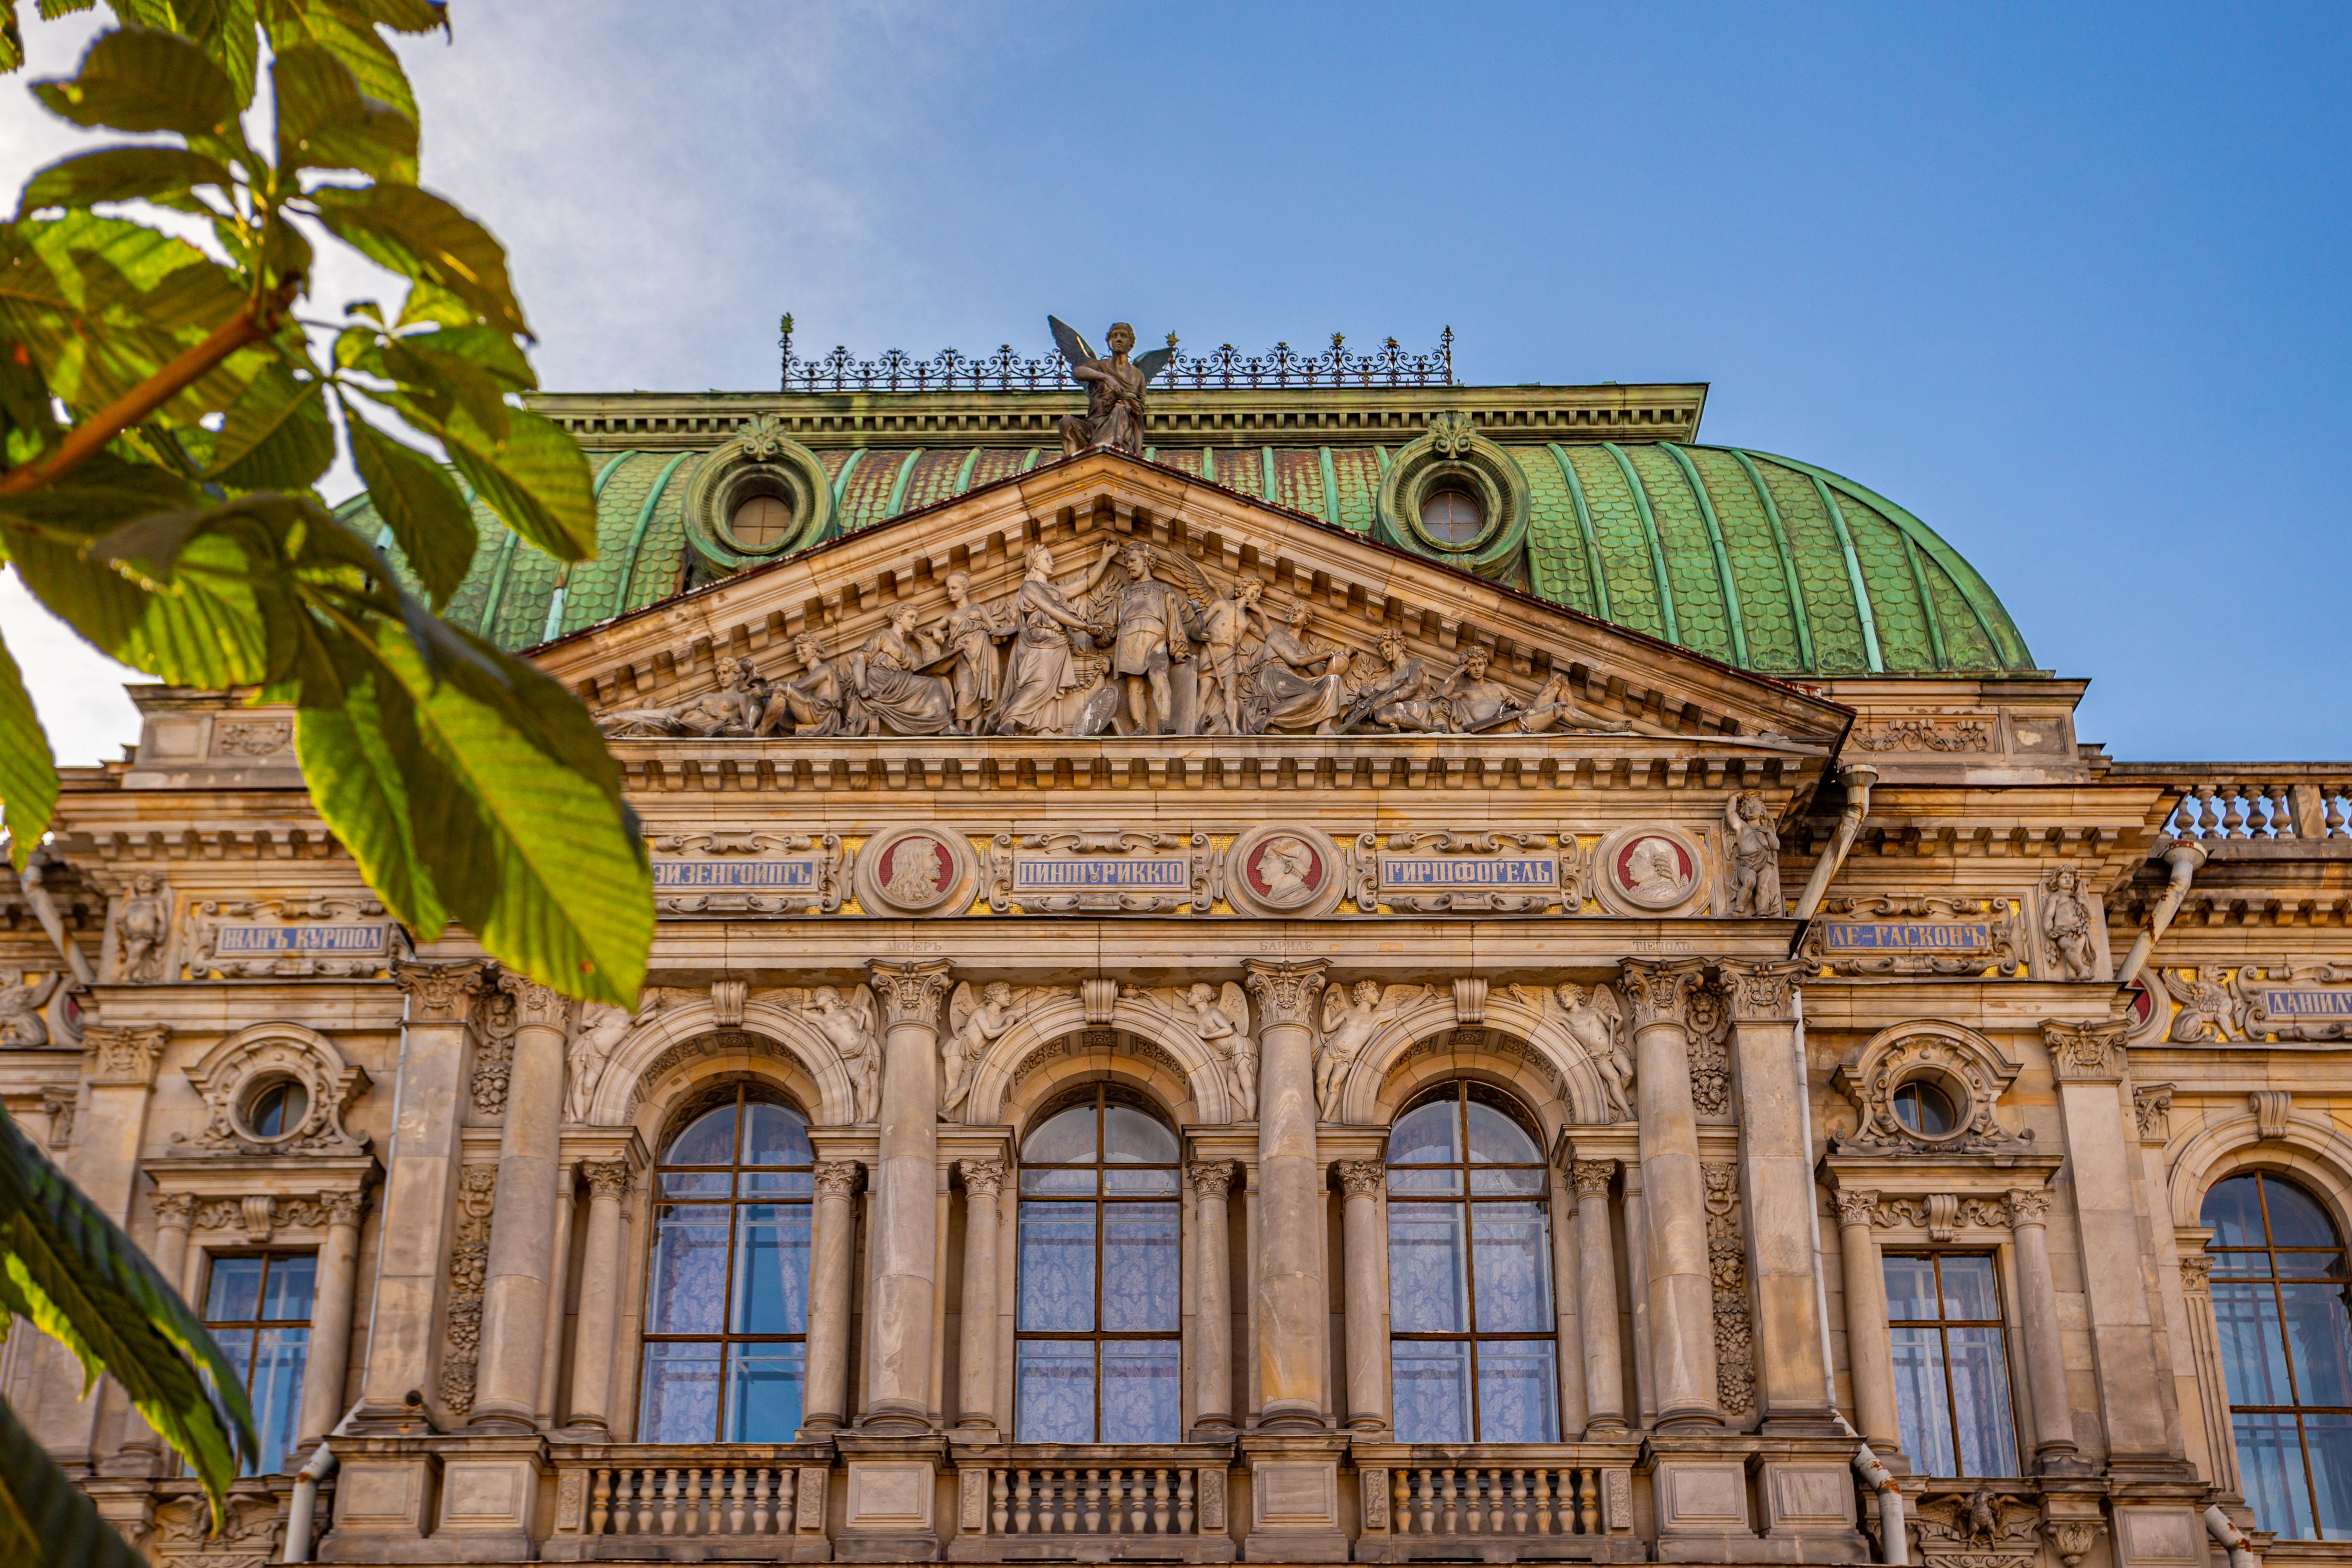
(581, 1159), (634, 1201)
(1620, 959), (1706, 1032)
(83, 1024), (168, 1086)
(1243, 959), (1328, 1031)
(500, 972), (574, 1033)
(1188, 1159), (1237, 1200)
(394, 959), (490, 1023)
(1335, 1159), (1384, 1198)
(813, 1159), (866, 1199)
(1571, 1159), (1616, 1198)
(867, 960), (952, 1029)
(2041, 1019), (2127, 1083)
(959, 1158), (1005, 1199)
(1716, 959), (1806, 1023)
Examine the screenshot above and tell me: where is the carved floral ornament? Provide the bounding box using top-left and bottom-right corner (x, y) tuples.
(172, 1023), (371, 1158)
(1832, 1020), (2030, 1156)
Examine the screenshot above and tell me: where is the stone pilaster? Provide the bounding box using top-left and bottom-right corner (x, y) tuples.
(565, 1159), (636, 1434)
(1335, 1158), (1388, 1431)
(864, 960), (952, 1431)
(470, 974), (574, 1431)
(1621, 959), (1721, 1430)
(2007, 1184), (2082, 1471)
(1718, 959), (1836, 1431)
(295, 1188), (368, 1452)
(955, 1158), (1004, 1430)
(803, 1158), (866, 1433)
(1190, 1159), (1238, 1433)
(1831, 1188), (1899, 1452)
(1574, 1159), (1627, 1431)
(1244, 959), (1328, 1431)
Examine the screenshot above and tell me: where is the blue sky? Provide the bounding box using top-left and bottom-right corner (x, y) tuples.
(3, 1), (2346, 762)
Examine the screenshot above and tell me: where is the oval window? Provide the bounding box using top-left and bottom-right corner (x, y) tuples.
(1419, 486), (1484, 546)
(1892, 1080), (1957, 1137)
(728, 493), (796, 550)
(247, 1078), (309, 1139)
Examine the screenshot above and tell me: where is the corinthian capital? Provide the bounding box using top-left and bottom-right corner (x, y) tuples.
(1571, 1159), (1616, 1197)
(1335, 1159), (1385, 1198)
(581, 1160), (635, 1201)
(959, 1159), (1005, 1200)
(1243, 960), (1328, 1030)
(1715, 959), (1807, 1023)
(393, 958), (490, 1023)
(500, 971), (575, 1033)
(2042, 1018), (2128, 1082)
(1188, 1159), (1237, 1200)
(813, 1159), (867, 1199)
(867, 960), (952, 1028)
(1619, 959), (1707, 1032)
(2006, 1187), (2052, 1227)
(83, 1024), (168, 1086)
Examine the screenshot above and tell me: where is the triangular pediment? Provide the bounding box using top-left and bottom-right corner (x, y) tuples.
(533, 448), (1851, 751)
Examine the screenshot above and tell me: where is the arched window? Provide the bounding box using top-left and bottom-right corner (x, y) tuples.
(2205, 1173), (2352, 1538)
(1387, 1081), (1559, 1442)
(639, 1087), (815, 1442)
(1015, 1086), (1182, 1442)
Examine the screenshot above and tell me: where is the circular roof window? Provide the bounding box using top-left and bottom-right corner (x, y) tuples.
(1419, 486), (1484, 547)
(1892, 1080), (1957, 1138)
(728, 493), (796, 551)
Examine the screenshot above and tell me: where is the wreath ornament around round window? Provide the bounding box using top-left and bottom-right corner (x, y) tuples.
(682, 413), (836, 573)
(1372, 410), (1531, 581)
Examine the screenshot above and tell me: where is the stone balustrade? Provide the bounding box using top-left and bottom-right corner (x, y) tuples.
(947, 1444), (1235, 1562)
(2144, 772), (2352, 841)
(1353, 1444), (1641, 1564)
(545, 1444), (831, 1561)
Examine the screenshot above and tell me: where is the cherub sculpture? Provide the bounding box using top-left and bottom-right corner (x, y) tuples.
(2042, 866), (2097, 980)
(1050, 318), (1173, 456)
(0, 970), (61, 1048)
(113, 872), (168, 982)
(1724, 791), (1783, 916)
(943, 981), (1026, 1118)
(803, 985), (881, 1122)
(1315, 982), (1431, 1120)
(565, 991), (663, 1124)
(1180, 981), (1258, 1121)
(1554, 982), (1633, 1121)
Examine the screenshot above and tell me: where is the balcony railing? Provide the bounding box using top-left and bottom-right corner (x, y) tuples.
(546, 1444), (832, 1561)
(948, 1443), (1236, 1562)
(2114, 767), (2352, 842)
(1352, 1444), (1640, 1564)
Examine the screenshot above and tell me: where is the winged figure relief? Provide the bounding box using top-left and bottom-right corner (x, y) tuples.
(944, 982), (1062, 1118)
(1050, 317), (1173, 456)
(1526, 981), (1632, 1122)
(787, 984), (880, 1123)
(1172, 981), (1257, 1122)
(2169, 965), (2233, 1043)
(564, 990), (665, 1124)
(1315, 983), (1433, 1121)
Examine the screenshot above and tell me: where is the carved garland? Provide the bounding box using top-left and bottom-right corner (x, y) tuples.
(1704, 1163), (1755, 1418)
(438, 1164), (497, 1417)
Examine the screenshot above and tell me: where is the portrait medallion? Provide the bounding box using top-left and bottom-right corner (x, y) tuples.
(1612, 833), (1696, 910)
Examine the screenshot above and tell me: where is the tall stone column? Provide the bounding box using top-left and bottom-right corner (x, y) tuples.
(296, 1190), (367, 1450)
(1832, 1190), (1900, 1452)
(864, 959), (952, 1431)
(535, 1159), (579, 1428)
(1245, 959), (1329, 1430)
(2008, 1185), (2081, 1470)
(359, 960), (487, 1429)
(150, 1193), (195, 1300)
(2177, 1249), (2241, 1496)
(1620, 959), (1721, 1430)
(956, 1159), (1005, 1430)
(801, 1160), (865, 1433)
(565, 1161), (635, 1434)
(2044, 1019), (2184, 1473)
(1573, 1160), (1627, 1430)
(1336, 1159), (1388, 1431)
(1549, 1162), (1589, 1437)
(1622, 1159), (1655, 1425)
(1718, 959), (1835, 1430)
(1190, 1160), (1237, 1432)
(470, 976), (573, 1431)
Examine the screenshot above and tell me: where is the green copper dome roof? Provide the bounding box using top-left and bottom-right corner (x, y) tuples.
(346, 439), (2034, 679)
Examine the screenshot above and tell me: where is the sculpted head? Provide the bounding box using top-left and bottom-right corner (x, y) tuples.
(889, 603), (919, 633)
(1352, 979), (1381, 1009)
(1118, 540), (1152, 579)
(1026, 544), (1055, 580)
(794, 633), (826, 665)
(1234, 577), (1264, 607)
(1286, 601), (1313, 629)
(1556, 982), (1588, 1011)
(946, 570), (971, 602)
(1183, 982), (1217, 1011)
(1463, 648), (1491, 678)
(1106, 322), (1136, 356)
(1378, 628), (1408, 660)
(983, 981), (1014, 1008)
(810, 986), (842, 1011)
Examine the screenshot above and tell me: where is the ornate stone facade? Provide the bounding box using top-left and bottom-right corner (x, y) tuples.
(3, 353), (2334, 1568)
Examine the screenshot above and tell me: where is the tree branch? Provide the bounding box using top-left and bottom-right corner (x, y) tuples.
(0, 279), (301, 499)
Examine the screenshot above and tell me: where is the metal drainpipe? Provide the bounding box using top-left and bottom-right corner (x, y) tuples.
(283, 1402), (364, 1563)
(1854, 1445), (1908, 1566)
(19, 849), (95, 986)
(2205, 1506), (2257, 1568)
(2116, 839), (2208, 988)
(1789, 763), (1880, 929)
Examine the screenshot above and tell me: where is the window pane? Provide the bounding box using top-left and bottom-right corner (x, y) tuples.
(646, 1206), (729, 1335)
(1891, 1326), (1958, 1476)
(667, 1103), (737, 1165)
(741, 1102), (812, 1165)
(2282, 1283), (2352, 1406)
(213, 1325), (256, 1402)
(1101, 1339), (1181, 1442)
(1476, 1340), (1560, 1442)
(2204, 1176), (2269, 1247)
(2265, 1180), (2342, 1249)
(1393, 1340), (1472, 1443)
(2237, 1412), (2316, 1540)
(2212, 1249), (2269, 1279)
(1471, 1202), (1554, 1332)
(1102, 1204), (1179, 1333)
(1016, 1340), (1096, 1442)
(726, 1343), (806, 1441)
(261, 1256), (316, 1322)
(1020, 1166), (1096, 1197)
(1103, 1105), (1178, 1164)
(250, 1326), (309, 1473)
(2215, 1283), (2296, 1405)
(741, 1169), (815, 1197)
(1018, 1202), (1096, 1332)
(1946, 1326), (2018, 1477)
(1883, 1256), (1938, 1323)
(1388, 1166), (1463, 1196)
(731, 1204), (810, 1335)
(1389, 1100), (1459, 1166)
(1105, 1167), (1179, 1196)
(1470, 1166), (1547, 1196)
(1939, 1256), (2001, 1322)
(2275, 1250), (2346, 1279)
(1023, 1106), (1096, 1166)
(2309, 1412), (2352, 1540)
(207, 1257), (265, 1323)
(660, 1170), (729, 1198)
(1389, 1203), (1470, 1333)
(639, 1342), (723, 1443)
(1464, 1100), (1540, 1165)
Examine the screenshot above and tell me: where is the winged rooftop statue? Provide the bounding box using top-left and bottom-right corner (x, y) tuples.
(1051, 316), (1173, 456)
